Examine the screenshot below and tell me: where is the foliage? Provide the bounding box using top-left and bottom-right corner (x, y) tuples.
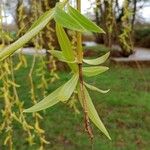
(0, 1), (111, 148)
(1, 56), (150, 149)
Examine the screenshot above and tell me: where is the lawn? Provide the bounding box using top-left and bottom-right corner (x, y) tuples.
(0, 55), (150, 150)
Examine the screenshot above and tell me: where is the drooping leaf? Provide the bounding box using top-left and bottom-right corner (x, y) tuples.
(50, 50), (76, 63)
(28, 0), (69, 30)
(24, 85), (62, 113)
(83, 66), (109, 77)
(28, 9), (54, 31)
(83, 52), (110, 65)
(24, 74), (79, 112)
(0, 9), (55, 61)
(54, 6), (85, 32)
(68, 5), (105, 33)
(84, 82), (110, 94)
(58, 74), (79, 102)
(77, 85), (111, 140)
(50, 50), (65, 60)
(56, 23), (78, 72)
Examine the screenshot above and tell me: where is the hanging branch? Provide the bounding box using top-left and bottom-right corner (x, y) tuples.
(0, 0), (111, 142)
(42, 0), (59, 81)
(103, 0), (115, 49)
(76, 0), (94, 140)
(0, 3), (14, 149)
(29, 0), (49, 148)
(118, 0), (134, 57)
(0, 59), (14, 150)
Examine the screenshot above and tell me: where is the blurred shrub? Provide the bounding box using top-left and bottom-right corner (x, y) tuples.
(134, 27), (150, 48)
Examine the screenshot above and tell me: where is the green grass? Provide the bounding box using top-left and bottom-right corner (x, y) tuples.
(0, 55), (150, 150)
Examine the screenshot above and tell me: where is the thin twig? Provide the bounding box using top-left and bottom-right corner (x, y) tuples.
(78, 63), (94, 140)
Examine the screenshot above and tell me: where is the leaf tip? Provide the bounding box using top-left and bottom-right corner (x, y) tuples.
(23, 109), (31, 113)
(107, 134), (112, 140)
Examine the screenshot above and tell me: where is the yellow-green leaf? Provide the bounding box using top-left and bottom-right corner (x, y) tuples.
(77, 85), (111, 140)
(54, 6), (85, 32)
(56, 23), (78, 72)
(0, 9), (55, 61)
(68, 5), (105, 33)
(84, 82), (110, 94)
(50, 50), (76, 63)
(83, 52), (110, 65)
(24, 74), (79, 112)
(58, 74), (79, 102)
(28, 9), (54, 31)
(23, 85), (62, 113)
(83, 66), (109, 77)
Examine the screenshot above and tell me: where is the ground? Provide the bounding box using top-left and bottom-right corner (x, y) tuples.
(0, 55), (150, 150)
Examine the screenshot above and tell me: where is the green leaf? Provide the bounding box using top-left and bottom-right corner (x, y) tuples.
(83, 52), (110, 65)
(83, 66), (109, 77)
(50, 50), (76, 63)
(58, 74), (79, 102)
(56, 23), (78, 72)
(68, 5), (105, 33)
(24, 74), (78, 112)
(54, 6), (85, 32)
(28, 9), (53, 31)
(77, 85), (111, 140)
(0, 9), (55, 61)
(24, 85), (62, 113)
(84, 82), (110, 94)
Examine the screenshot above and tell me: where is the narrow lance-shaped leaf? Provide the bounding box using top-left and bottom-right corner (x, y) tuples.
(50, 50), (76, 63)
(28, 9), (53, 31)
(84, 82), (110, 94)
(24, 74), (78, 112)
(77, 85), (111, 140)
(83, 52), (110, 65)
(0, 9), (55, 61)
(58, 74), (79, 102)
(54, 6), (85, 32)
(68, 5), (105, 33)
(83, 66), (109, 77)
(29, 0), (69, 31)
(24, 85), (62, 113)
(56, 23), (78, 72)
(50, 50), (65, 60)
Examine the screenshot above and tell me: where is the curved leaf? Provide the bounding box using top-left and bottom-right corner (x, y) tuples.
(83, 52), (110, 65)
(83, 66), (109, 77)
(50, 50), (76, 63)
(84, 82), (110, 94)
(56, 23), (78, 72)
(77, 85), (111, 140)
(54, 6), (85, 32)
(23, 85), (62, 113)
(50, 50), (65, 60)
(58, 74), (79, 102)
(24, 74), (79, 112)
(0, 9), (55, 61)
(68, 5), (105, 33)
(28, 9), (54, 31)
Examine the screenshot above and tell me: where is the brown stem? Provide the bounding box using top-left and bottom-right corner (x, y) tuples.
(76, 0), (93, 140)
(78, 63), (94, 140)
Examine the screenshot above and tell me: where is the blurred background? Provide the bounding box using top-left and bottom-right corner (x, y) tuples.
(0, 0), (150, 149)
